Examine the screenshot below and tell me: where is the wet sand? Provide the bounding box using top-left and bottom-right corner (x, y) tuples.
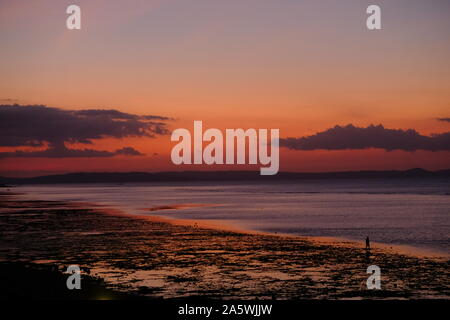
(0, 192), (449, 299)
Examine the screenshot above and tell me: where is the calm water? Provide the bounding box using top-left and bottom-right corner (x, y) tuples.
(15, 179), (450, 254)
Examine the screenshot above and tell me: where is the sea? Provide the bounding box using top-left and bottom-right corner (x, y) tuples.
(14, 178), (450, 255)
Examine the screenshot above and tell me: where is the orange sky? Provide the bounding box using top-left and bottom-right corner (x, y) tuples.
(0, 0), (449, 177)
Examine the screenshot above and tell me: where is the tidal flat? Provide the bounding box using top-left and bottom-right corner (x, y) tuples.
(0, 193), (448, 299)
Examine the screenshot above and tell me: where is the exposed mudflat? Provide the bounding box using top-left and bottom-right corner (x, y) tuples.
(0, 194), (448, 299)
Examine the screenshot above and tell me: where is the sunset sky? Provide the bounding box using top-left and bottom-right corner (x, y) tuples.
(1, 0), (449, 177)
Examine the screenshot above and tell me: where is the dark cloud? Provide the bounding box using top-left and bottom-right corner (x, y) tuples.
(75, 109), (172, 121)
(0, 144), (144, 158)
(437, 117), (450, 122)
(280, 124), (450, 152)
(0, 98), (18, 103)
(0, 104), (171, 158)
(114, 147), (145, 156)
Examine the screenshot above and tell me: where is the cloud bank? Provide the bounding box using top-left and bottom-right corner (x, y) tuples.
(280, 124), (450, 152)
(0, 104), (171, 158)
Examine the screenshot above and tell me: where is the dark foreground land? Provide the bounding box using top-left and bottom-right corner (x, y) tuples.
(0, 192), (449, 300)
(0, 261), (137, 299)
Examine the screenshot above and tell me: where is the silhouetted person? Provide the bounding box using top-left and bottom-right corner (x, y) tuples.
(365, 236), (370, 250)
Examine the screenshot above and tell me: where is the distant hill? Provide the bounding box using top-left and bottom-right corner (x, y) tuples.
(0, 168), (449, 185)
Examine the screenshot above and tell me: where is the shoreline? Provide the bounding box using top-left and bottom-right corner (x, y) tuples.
(95, 203), (449, 260)
(13, 187), (447, 260)
(5, 188), (450, 260)
(1, 191), (449, 299)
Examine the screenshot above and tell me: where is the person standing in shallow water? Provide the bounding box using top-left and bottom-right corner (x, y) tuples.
(365, 236), (370, 250)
